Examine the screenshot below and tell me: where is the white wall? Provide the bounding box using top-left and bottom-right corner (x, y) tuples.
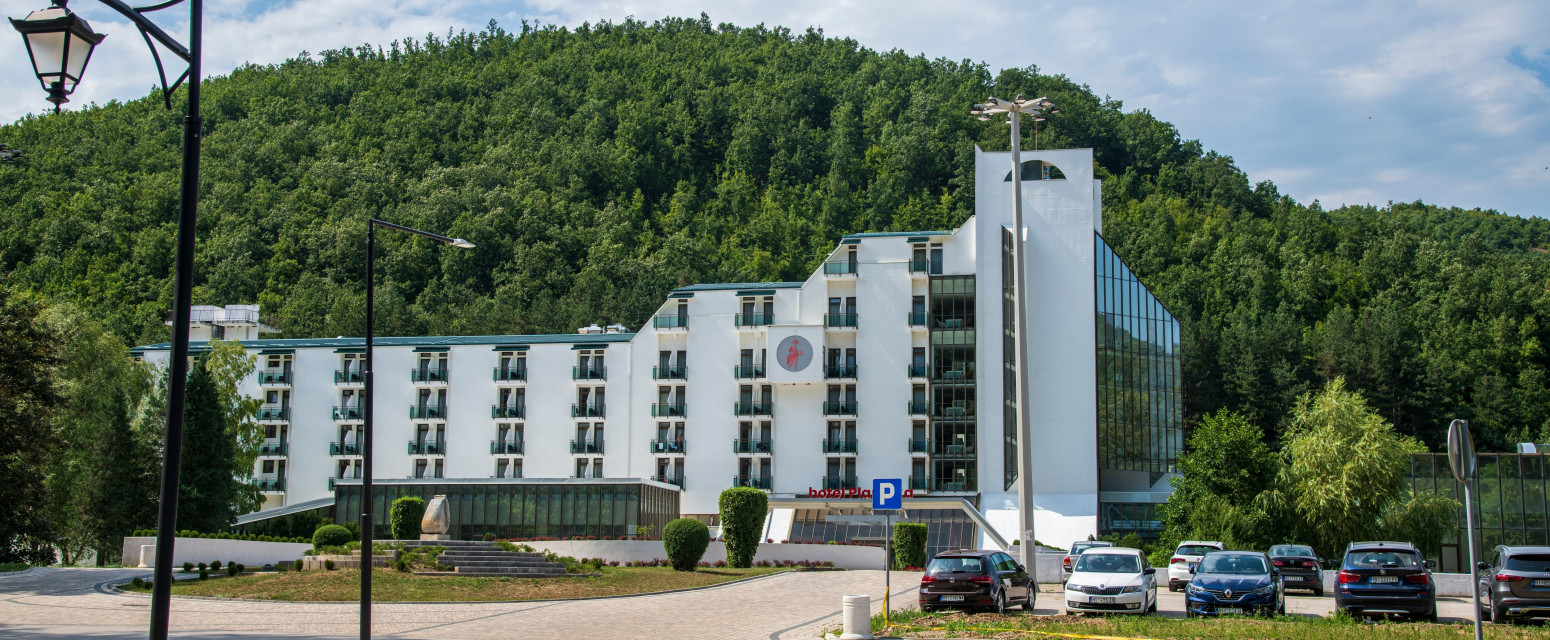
(119, 537), (312, 568)
(523, 539), (886, 570)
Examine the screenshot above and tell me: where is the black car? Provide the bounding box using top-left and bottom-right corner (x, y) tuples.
(919, 549), (1034, 614)
(1334, 541), (1436, 622)
(1477, 545), (1550, 624)
(1269, 544), (1324, 596)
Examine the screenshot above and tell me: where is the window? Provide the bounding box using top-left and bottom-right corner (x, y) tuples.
(592, 458), (604, 478)
(262, 460), (275, 474)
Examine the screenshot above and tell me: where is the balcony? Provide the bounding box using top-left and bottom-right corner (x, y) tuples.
(257, 407), (289, 421)
(824, 313), (858, 329)
(334, 370), (365, 384)
(258, 442), (288, 456)
(650, 440), (686, 454)
(907, 312), (929, 327)
(410, 367), (449, 383)
(732, 439), (773, 454)
(329, 441), (362, 456)
(908, 257), (932, 274)
(328, 477), (336, 491)
(908, 438), (930, 453)
(257, 370), (291, 385)
(734, 313), (773, 327)
(823, 364), (858, 379)
(651, 403), (687, 417)
(733, 475), (773, 490)
(409, 405), (447, 420)
(490, 440), (525, 454)
(255, 478), (286, 492)
(571, 403), (606, 418)
(652, 365), (687, 380)
(909, 475), (930, 490)
(572, 366), (608, 380)
(932, 478), (972, 492)
(935, 401), (976, 419)
(932, 366), (974, 384)
(491, 405), (526, 419)
(332, 406), (363, 421)
(933, 442), (977, 457)
(822, 401), (858, 416)
(653, 475), (685, 488)
(733, 364), (766, 379)
(570, 440), (605, 454)
(652, 315), (689, 330)
(406, 440), (446, 455)
(907, 363), (928, 378)
(822, 475), (858, 490)
(823, 261), (857, 276)
(493, 367), (527, 382)
(932, 317), (969, 330)
(906, 400), (929, 415)
(822, 439), (859, 454)
(733, 402), (773, 416)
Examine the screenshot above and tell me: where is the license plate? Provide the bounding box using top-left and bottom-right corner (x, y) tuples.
(1091, 596), (1115, 604)
(1372, 576), (1399, 583)
(1284, 576), (1302, 581)
(1534, 579), (1550, 587)
(940, 595), (964, 602)
(1217, 607), (1243, 615)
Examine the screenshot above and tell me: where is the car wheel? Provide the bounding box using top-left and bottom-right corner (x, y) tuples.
(1147, 594), (1157, 614)
(1494, 603), (1509, 625)
(1426, 608), (1438, 624)
(1168, 582), (1179, 593)
(993, 591), (1009, 615)
(1313, 586), (1324, 597)
(921, 606), (936, 614)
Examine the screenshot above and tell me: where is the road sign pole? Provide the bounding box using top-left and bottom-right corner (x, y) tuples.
(1448, 419), (1482, 640)
(884, 513), (891, 618)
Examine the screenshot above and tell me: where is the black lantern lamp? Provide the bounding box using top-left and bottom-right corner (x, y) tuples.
(10, 1), (106, 112)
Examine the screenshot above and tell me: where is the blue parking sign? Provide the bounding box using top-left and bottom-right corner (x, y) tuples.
(873, 478), (902, 510)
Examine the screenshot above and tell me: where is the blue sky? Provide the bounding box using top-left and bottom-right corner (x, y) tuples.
(2, 0), (1547, 218)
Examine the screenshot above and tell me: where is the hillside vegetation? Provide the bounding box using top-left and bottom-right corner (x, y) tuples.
(2, 16), (1547, 449)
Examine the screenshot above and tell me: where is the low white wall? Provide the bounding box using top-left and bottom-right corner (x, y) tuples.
(522, 540), (885, 570)
(1034, 552), (1064, 583)
(119, 537), (313, 569)
(1300, 571), (1475, 598)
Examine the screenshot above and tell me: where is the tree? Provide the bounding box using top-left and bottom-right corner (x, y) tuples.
(78, 388), (159, 564)
(177, 357), (240, 532)
(1158, 410), (1280, 550)
(718, 487), (767, 568)
(390, 497), (426, 541)
(663, 518), (710, 572)
(0, 285), (60, 565)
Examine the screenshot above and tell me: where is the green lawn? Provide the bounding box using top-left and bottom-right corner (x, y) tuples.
(877, 608), (1550, 639)
(0, 563), (26, 573)
(120, 566), (786, 602)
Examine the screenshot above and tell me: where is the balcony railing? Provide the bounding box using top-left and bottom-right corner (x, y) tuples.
(734, 313), (773, 327)
(933, 317), (970, 330)
(328, 477), (336, 490)
(571, 403), (606, 418)
(409, 405), (447, 419)
(732, 439), (773, 454)
(490, 440), (525, 454)
(823, 364), (858, 379)
(491, 405), (526, 419)
(653, 475), (685, 488)
(933, 442), (977, 456)
(733, 364), (766, 379)
(822, 439), (859, 453)
(932, 478), (972, 492)
(822, 475), (858, 490)
(906, 401), (929, 415)
(650, 440), (686, 454)
(570, 440), (605, 454)
(572, 366), (607, 380)
(907, 312), (929, 326)
(909, 475), (930, 490)
(651, 403), (687, 417)
(907, 363), (928, 378)
(823, 261), (857, 275)
(652, 366), (687, 380)
(410, 367), (449, 383)
(908, 257), (930, 273)
(652, 315), (689, 329)
(825, 313), (858, 328)
(733, 402), (773, 416)
(257, 407), (289, 421)
(258, 370), (291, 385)
(255, 478), (286, 492)
(406, 440), (446, 455)
(329, 442), (362, 456)
(908, 438), (930, 453)
(332, 406), (363, 421)
(935, 402), (975, 418)
(258, 442), (288, 456)
(822, 401), (858, 415)
(334, 370), (364, 384)
(733, 475), (773, 490)
(932, 367), (975, 383)
(493, 367), (527, 382)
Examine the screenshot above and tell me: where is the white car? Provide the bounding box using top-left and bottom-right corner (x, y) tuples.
(1167, 540), (1224, 592)
(1063, 547), (1158, 615)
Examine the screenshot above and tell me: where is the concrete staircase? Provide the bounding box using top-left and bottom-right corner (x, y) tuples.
(396, 540), (571, 578)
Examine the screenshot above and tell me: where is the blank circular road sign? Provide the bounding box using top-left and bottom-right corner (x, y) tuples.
(1447, 419), (1477, 483)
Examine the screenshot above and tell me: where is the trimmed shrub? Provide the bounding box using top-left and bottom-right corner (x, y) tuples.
(324, 559), (336, 570)
(663, 518), (711, 571)
(313, 524), (353, 548)
(210, 560), (222, 572)
(893, 522), (929, 570)
(181, 562), (193, 573)
(197, 562), (207, 571)
(719, 487), (767, 568)
(293, 559), (303, 571)
(389, 497), (426, 541)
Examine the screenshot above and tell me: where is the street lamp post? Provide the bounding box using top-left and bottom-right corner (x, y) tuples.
(361, 219), (472, 640)
(972, 95), (1056, 582)
(10, 3), (201, 640)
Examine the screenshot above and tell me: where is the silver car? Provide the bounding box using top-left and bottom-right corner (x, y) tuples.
(1478, 545), (1550, 624)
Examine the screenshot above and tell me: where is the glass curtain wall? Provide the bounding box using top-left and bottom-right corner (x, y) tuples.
(334, 481), (680, 540)
(1002, 228), (1018, 490)
(1408, 452), (1550, 572)
(930, 275), (977, 492)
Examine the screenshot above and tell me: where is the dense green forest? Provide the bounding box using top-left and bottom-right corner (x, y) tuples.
(2, 16), (1548, 451)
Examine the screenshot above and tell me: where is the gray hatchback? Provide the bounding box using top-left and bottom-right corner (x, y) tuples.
(1478, 546), (1550, 624)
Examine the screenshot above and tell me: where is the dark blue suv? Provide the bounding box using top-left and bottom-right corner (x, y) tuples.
(1334, 541), (1437, 622)
(1184, 551), (1284, 617)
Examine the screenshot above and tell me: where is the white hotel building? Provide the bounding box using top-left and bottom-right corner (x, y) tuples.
(134, 148), (1183, 551)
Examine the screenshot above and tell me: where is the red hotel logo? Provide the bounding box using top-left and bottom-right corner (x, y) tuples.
(805, 487), (916, 499)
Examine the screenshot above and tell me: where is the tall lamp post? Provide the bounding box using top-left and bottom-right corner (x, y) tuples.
(971, 95), (1056, 580)
(361, 219), (472, 640)
(10, 3), (201, 640)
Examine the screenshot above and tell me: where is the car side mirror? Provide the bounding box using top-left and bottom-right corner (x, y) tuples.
(1425, 559), (1435, 570)
(1476, 561), (1488, 572)
(1144, 567), (1156, 575)
(1272, 567), (1280, 575)
(1016, 565), (1026, 573)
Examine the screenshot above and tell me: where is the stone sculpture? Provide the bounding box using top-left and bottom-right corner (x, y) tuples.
(421, 494), (451, 540)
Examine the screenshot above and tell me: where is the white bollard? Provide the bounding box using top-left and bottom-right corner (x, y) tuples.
(839, 594), (874, 640)
(138, 545), (155, 568)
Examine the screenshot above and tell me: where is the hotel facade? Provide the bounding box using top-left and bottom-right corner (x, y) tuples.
(135, 148), (1183, 550)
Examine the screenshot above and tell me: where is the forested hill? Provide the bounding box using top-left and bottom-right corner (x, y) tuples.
(1, 16), (1548, 450)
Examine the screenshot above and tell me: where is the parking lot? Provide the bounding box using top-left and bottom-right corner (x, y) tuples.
(1019, 583), (1481, 621)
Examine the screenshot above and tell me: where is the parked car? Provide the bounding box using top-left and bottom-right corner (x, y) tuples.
(1167, 540), (1224, 592)
(1062, 547), (1158, 615)
(1184, 550), (1285, 617)
(918, 549), (1034, 614)
(1063, 540), (1115, 581)
(1477, 545), (1550, 624)
(1334, 541), (1436, 622)
(1269, 544), (1325, 596)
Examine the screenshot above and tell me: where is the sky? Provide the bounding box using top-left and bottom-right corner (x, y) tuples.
(2, 0), (1547, 218)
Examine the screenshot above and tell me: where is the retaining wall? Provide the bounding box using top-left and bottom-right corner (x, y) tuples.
(521, 540), (885, 570)
(119, 537), (312, 568)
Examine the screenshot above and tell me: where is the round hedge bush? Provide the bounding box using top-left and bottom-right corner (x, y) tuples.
(663, 518), (711, 572)
(390, 496), (427, 541)
(892, 522), (929, 569)
(718, 487), (767, 568)
(312, 524), (353, 548)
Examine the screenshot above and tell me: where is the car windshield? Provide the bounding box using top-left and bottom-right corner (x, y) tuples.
(1200, 554), (1269, 574)
(1347, 550), (1420, 568)
(1074, 554), (1141, 573)
(1071, 542), (1105, 554)
(1505, 555), (1550, 572)
(926, 557), (985, 575)
(1270, 545), (1315, 558)
(1176, 545), (1220, 557)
